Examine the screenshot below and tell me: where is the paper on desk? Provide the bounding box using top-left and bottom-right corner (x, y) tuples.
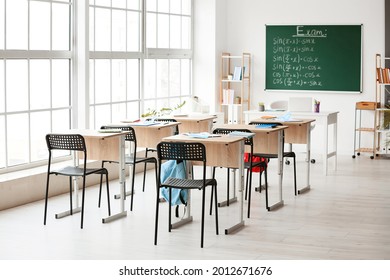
(228, 131), (255, 138)
(276, 112), (301, 122)
(183, 132), (221, 139)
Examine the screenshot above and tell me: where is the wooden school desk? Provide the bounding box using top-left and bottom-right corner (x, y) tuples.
(244, 110), (338, 175)
(159, 114), (217, 133)
(250, 119), (315, 194)
(213, 124), (287, 211)
(56, 129), (128, 223)
(162, 134), (246, 234)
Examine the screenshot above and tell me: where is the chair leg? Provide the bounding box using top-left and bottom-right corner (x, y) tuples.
(130, 163), (136, 211)
(69, 177), (73, 215)
(80, 176), (87, 229)
(265, 167), (269, 210)
(168, 188), (172, 232)
(201, 187), (206, 248)
(154, 187), (160, 245)
(142, 149), (149, 192)
(44, 174), (50, 225)
(245, 168), (249, 200)
(210, 167), (216, 215)
(213, 184), (219, 235)
(105, 172), (111, 216)
(259, 169), (262, 193)
(247, 167), (253, 218)
(98, 161), (105, 208)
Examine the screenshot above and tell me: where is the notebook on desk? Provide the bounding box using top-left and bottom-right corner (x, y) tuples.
(255, 123), (278, 129)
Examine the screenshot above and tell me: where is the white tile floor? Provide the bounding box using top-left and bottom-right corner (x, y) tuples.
(0, 154), (390, 260)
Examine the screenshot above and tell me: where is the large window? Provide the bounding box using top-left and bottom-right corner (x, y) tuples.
(0, 0), (72, 172)
(89, 0), (192, 129)
(0, 0), (192, 173)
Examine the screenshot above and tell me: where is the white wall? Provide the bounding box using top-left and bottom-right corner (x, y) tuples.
(193, 0), (385, 155)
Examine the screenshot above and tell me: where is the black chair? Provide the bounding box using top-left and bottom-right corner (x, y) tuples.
(98, 126), (158, 211)
(211, 128), (268, 218)
(249, 121), (297, 196)
(142, 118), (179, 192)
(44, 134), (111, 229)
(155, 141), (218, 248)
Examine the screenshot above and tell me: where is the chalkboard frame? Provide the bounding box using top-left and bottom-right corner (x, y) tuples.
(265, 24), (363, 93)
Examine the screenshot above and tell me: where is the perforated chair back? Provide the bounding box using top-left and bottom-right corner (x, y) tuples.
(101, 125), (136, 143)
(46, 134), (86, 152)
(157, 141), (206, 163)
(213, 128), (253, 147)
(146, 118), (179, 134)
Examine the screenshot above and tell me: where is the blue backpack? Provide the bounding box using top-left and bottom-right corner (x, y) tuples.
(160, 160), (188, 208)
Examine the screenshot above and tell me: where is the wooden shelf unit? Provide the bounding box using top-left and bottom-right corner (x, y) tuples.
(375, 54), (390, 157)
(219, 52), (251, 124)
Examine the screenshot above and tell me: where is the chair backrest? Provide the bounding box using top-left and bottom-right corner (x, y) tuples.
(100, 125), (138, 157)
(146, 118), (179, 134)
(157, 141), (206, 163)
(46, 134), (86, 152)
(213, 128), (253, 147)
(157, 141), (207, 183)
(100, 125), (136, 143)
(45, 134), (87, 170)
(248, 121), (283, 127)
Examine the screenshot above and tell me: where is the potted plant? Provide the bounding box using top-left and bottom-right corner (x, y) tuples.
(258, 102), (265, 111)
(141, 100), (186, 118)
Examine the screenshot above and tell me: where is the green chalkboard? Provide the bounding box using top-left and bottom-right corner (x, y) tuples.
(265, 25), (362, 92)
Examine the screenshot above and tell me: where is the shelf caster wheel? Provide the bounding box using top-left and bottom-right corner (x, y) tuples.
(357, 152), (360, 156)
(370, 156), (374, 159)
(352, 155), (356, 159)
(310, 159), (316, 163)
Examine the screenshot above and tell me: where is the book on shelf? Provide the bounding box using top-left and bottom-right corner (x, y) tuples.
(377, 67), (390, 84)
(233, 66), (242, 80)
(222, 88), (235, 104)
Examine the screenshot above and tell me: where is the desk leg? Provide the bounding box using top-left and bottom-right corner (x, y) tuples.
(298, 124), (311, 195)
(267, 130), (284, 211)
(333, 117), (338, 171)
(323, 118), (329, 176)
(102, 135), (127, 223)
(218, 169), (238, 207)
(225, 141), (245, 234)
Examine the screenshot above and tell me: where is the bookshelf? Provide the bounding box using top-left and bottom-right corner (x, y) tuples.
(375, 54), (390, 157)
(219, 52), (251, 124)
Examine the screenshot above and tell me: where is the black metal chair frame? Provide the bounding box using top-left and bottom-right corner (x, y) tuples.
(211, 128), (268, 218)
(99, 126), (158, 211)
(44, 133), (111, 229)
(155, 141), (218, 248)
(249, 121), (297, 196)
